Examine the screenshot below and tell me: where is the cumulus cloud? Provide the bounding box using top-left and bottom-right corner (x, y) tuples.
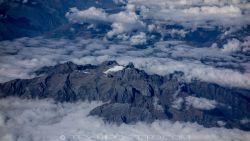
(129, 0), (250, 28)
(242, 36), (250, 53)
(130, 32), (147, 45)
(240, 118), (250, 125)
(182, 5), (241, 15)
(113, 0), (127, 4)
(0, 97), (250, 141)
(221, 37), (250, 54)
(167, 29), (187, 38)
(65, 0), (250, 44)
(222, 38), (241, 53)
(66, 7), (109, 23)
(66, 4), (145, 37)
(107, 9), (145, 37)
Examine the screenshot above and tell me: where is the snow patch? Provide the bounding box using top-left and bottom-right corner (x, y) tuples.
(104, 65), (125, 74)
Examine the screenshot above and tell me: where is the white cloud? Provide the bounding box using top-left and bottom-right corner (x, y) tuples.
(222, 39), (241, 53)
(0, 97), (249, 141)
(107, 9), (145, 37)
(66, 7), (108, 24)
(129, 0), (250, 28)
(242, 36), (250, 53)
(66, 5), (145, 37)
(65, 0), (250, 43)
(117, 56), (250, 89)
(22, 0), (28, 4)
(113, 0), (126, 4)
(240, 118), (250, 125)
(0, 37), (250, 89)
(185, 96), (217, 110)
(183, 5), (241, 15)
(130, 32), (147, 45)
(147, 24), (156, 32)
(107, 4), (145, 37)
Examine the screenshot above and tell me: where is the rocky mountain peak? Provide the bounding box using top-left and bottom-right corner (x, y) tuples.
(0, 61), (249, 130)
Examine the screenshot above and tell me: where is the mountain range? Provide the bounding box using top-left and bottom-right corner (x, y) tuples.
(1, 61), (249, 131)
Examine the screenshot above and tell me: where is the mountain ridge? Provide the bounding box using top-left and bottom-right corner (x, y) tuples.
(0, 61), (250, 131)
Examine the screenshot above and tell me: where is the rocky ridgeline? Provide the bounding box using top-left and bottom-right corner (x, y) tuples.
(0, 61), (250, 130)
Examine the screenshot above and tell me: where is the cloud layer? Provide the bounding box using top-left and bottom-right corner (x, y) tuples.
(66, 0), (250, 38)
(0, 97), (250, 141)
(66, 4), (145, 37)
(0, 36), (249, 89)
(60, 1), (250, 89)
(129, 0), (250, 28)
(0, 0), (249, 89)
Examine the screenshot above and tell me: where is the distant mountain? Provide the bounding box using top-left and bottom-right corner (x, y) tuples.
(0, 61), (249, 131)
(0, 0), (121, 40)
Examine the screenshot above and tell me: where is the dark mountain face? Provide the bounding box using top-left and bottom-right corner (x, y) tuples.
(0, 61), (249, 131)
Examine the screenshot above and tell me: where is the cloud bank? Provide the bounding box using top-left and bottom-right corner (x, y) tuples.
(66, 0), (250, 38)
(66, 4), (145, 37)
(0, 97), (249, 141)
(0, 36), (250, 89)
(129, 0), (250, 28)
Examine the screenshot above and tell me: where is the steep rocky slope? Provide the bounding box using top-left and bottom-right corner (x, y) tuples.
(0, 61), (249, 131)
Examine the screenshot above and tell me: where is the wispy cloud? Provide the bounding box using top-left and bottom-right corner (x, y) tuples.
(185, 96), (217, 110)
